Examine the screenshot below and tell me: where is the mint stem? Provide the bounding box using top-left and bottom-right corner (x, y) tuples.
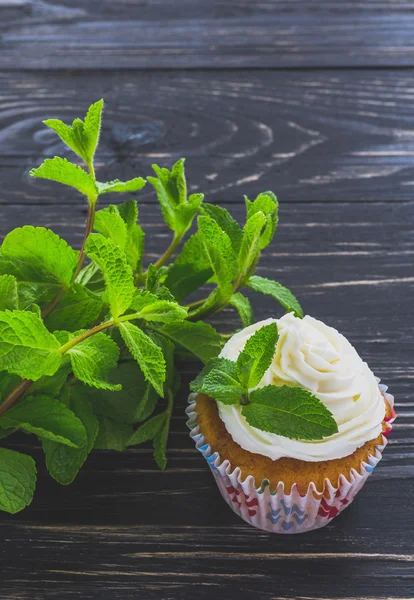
(240, 394), (249, 406)
(72, 199), (96, 281)
(41, 191), (97, 320)
(186, 269), (246, 322)
(0, 379), (33, 418)
(41, 287), (66, 320)
(139, 233), (182, 284)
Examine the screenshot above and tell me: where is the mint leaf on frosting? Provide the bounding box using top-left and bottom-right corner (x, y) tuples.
(190, 358), (244, 404)
(237, 322), (278, 389)
(242, 385), (338, 440)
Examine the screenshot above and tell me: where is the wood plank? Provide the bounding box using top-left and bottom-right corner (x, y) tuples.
(2, 70), (414, 204)
(2, 0), (414, 69)
(0, 490), (413, 600)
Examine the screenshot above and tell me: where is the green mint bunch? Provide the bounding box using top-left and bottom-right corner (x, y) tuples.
(0, 101), (302, 515)
(190, 323), (338, 440)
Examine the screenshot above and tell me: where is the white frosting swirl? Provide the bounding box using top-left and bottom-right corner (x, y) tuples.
(217, 314), (385, 462)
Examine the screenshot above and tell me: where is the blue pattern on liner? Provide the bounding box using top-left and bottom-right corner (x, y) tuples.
(266, 500), (309, 528)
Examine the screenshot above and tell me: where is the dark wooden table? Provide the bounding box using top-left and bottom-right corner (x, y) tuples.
(0, 2), (413, 598)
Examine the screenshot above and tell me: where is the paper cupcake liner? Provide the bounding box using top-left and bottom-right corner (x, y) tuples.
(186, 381), (395, 534)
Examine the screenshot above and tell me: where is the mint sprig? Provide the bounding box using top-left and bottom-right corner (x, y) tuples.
(190, 324), (338, 441)
(0, 100), (303, 514)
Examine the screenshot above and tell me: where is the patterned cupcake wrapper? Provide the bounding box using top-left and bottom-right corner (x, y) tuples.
(186, 381), (396, 534)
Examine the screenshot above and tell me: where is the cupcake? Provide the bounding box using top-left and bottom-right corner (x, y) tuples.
(187, 314), (395, 533)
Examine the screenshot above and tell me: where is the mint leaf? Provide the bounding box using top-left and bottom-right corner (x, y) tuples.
(85, 234), (135, 318)
(94, 201), (144, 269)
(156, 286), (176, 303)
(96, 178), (146, 195)
(164, 232), (212, 301)
(146, 264), (164, 293)
(94, 205), (128, 249)
(119, 322), (166, 397)
(247, 275), (303, 318)
(136, 300), (187, 324)
(43, 99), (104, 166)
(30, 361), (72, 398)
(127, 412), (166, 446)
(201, 203), (243, 254)
(157, 321), (223, 363)
(190, 358), (244, 404)
(130, 289), (186, 324)
(30, 157), (98, 202)
(115, 200), (145, 271)
(153, 412), (170, 471)
(229, 293), (253, 327)
(148, 159), (203, 235)
(237, 322), (278, 388)
(67, 333), (121, 391)
(94, 416), (133, 451)
(0, 310), (61, 380)
(0, 449), (36, 514)
(75, 261), (105, 294)
(129, 289), (159, 311)
(45, 283), (103, 331)
(245, 191), (278, 249)
(117, 199), (138, 229)
(127, 409), (171, 470)
(197, 215), (237, 297)
(126, 223), (145, 272)
(1, 226), (78, 288)
(82, 99), (104, 162)
(0, 274), (18, 311)
(0, 395), (87, 448)
(0, 256), (60, 309)
(243, 385), (338, 440)
(238, 211), (266, 275)
(83, 361), (159, 425)
(150, 332), (179, 397)
(42, 386), (99, 485)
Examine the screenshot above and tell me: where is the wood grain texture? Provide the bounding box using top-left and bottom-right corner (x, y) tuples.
(1, 2), (413, 598)
(2, 70), (414, 204)
(2, 0), (414, 69)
